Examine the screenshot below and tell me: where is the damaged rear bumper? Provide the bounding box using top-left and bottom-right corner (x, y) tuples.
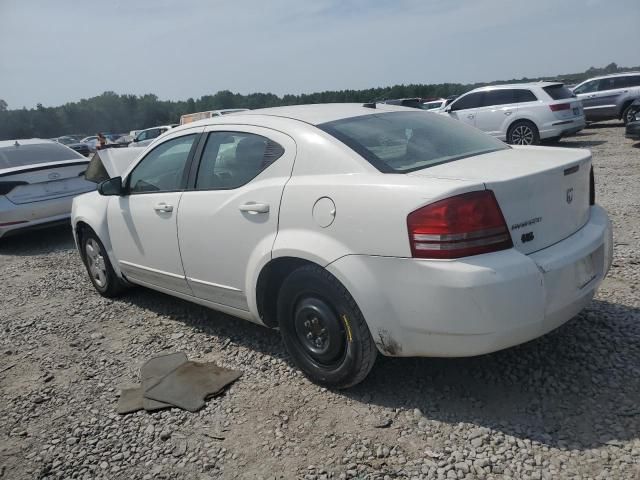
(326, 205), (612, 357)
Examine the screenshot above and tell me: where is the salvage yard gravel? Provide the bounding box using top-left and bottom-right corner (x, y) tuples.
(1, 121), (639, 479)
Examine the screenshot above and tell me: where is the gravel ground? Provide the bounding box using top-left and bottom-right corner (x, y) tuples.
(1, 121), (639, 480)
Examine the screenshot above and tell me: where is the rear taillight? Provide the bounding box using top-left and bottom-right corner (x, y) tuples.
(407, 190), (513, 259)
(549, 103), (571, 112)
(589, 166), (595, 205)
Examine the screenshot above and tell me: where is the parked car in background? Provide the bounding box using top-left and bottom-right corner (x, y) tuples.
(421, 98), (447, 111)
(572, 72), (640, 124)
(0, 139), (95, 238)
(53, 136), (91, 156)
(442, 82), (585, 145)
(625, 99), (640, 140)
(180, 109), (249, 125)
(129, 125), (178, 148)
(72, 104), (611, 388)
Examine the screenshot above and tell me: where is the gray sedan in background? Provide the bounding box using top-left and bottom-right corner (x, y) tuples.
(0, 139), (95, 238)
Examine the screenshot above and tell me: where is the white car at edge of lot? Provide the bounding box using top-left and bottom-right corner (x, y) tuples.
(441, 82), (586, 145)
(71, 103), (612, 388)
(0, 139), (95, 238)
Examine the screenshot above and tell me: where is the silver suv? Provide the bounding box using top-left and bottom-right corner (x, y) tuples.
(572, 72), (640, 124)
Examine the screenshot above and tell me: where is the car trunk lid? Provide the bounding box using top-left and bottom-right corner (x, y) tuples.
(1, 161), (94, 204)
(408, 146), (592, 255)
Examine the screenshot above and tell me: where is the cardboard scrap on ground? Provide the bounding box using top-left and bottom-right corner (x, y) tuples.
(116, 352), (241, 415)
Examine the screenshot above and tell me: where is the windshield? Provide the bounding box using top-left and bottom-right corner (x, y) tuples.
(318, 111), (508, 173)
(0, 142), (85, 169)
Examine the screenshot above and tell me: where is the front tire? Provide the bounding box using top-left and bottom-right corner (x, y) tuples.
(622, 105), (636, 125)
(277, 265), (377, 388)
(82, 231), (127, 298)
(507, 120), (540, 145)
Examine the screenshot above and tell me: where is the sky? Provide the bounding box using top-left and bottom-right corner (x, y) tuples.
(0, 0), (638, 109)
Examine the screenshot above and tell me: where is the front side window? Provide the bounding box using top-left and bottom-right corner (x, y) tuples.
(195, 132), (284, 190)
(128, 134), (196, 193)
(136, 131), (148, 141)
(574, 80), (598, 95)
(598, 78), (615, 91)
(450, 92), (483, 111)
(319, 111), (508, 174)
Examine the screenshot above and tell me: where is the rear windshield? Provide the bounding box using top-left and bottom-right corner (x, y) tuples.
(0, 142), (84, 169)
(318, 111), (508, 173)
(543, 84), (575, 100)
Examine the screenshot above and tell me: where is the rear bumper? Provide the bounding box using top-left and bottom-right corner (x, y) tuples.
(327, 205), (612, 357)
(0, 195), (74, 238)
(540, 116), (586, 139)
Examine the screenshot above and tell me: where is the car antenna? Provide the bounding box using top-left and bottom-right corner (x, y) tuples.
(14, 140), (20, 147)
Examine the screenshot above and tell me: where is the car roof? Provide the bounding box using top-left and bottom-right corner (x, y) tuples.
(470, 82), (563, 93)
(580, 71), (640, 82)
(172, 103), (410, 130)
(0, 138), (55, 148)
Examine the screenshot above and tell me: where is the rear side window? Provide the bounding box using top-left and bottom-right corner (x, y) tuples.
(543, 84), (575, 100)
(513, 89), (538, 102)
(0, 142), (84, 169)
(319, 111), (508, 174)
(450, 92), (483, 111)
(195, 132), (284, 190)
(613, 75), (640, 88)
(482, 90), (518, 107)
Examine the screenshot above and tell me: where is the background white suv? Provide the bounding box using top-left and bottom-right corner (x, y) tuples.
(442, 82), (585, 145)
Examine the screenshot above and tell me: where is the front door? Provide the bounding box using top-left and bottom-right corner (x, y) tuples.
(447, 91), (483, 127)
(177, 126), (296, 313)
(108, 131), (200, 295)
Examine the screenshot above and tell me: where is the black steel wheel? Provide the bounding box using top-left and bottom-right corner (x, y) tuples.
(277, 264), (377, 388)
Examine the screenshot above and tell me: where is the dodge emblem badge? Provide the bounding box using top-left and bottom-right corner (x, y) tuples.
(48, 172), (61, 180)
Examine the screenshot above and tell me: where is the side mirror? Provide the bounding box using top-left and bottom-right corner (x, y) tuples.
(98, 176), (124, 196)
(444, 105), (452, 113)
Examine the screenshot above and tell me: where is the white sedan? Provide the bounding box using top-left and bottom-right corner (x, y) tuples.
(71, 104), (612, 388)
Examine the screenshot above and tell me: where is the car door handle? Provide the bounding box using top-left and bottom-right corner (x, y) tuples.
(504, 111), (512, 116)
(153, 202), (173, 213)
(467, 114), (474, 119)
(239, 202), (270, 214)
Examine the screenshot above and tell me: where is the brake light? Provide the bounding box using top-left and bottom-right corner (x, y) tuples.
(0, 181), (28, 196)
(549, 103), (571, 112)
(407, 190), (513, 259)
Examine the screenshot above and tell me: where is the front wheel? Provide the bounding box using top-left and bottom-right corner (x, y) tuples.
(507, 120), (540, 145)
(277, 265), (377, 388)
(82, 231), (127, 298)
(622, 105), (636, 125)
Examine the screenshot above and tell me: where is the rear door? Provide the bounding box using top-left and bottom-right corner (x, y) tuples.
(177, 126), (296, 312)
(107, 130), (201, 294)
(474, 89), (521, 138)
(447, 92), (483, 127)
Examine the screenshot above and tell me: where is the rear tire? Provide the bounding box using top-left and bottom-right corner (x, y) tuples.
(81, 231), (127, 298)
(507, 120), (540, 145)
(277, 264), (377, 388)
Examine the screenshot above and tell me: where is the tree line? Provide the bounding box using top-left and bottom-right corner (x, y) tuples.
(0, 62), (636, 140)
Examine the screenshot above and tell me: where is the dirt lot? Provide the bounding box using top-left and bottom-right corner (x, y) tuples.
(1, 122), (639, 480)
